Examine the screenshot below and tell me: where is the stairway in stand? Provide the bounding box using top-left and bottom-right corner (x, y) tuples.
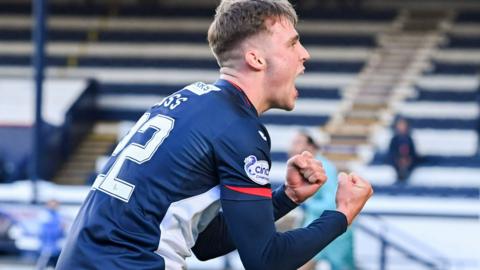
(54, 122), (118, 185)
(323, 9), (454, 171)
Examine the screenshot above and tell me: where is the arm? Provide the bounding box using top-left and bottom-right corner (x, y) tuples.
(221, 199), (347, 270)
(195, 122), (363, 266)
(272, 184), (299, 219)
(193, 152), (340, 264)
(192, 184), (298, 260)
(222, 172), (372, 269)
(193, 151), (327, 260)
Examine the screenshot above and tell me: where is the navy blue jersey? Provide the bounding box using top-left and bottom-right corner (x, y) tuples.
(56, 80), (347, 270)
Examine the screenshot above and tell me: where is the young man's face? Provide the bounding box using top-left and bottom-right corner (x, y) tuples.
(262, 18), (310, 111)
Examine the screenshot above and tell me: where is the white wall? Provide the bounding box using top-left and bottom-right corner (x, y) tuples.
(0, 78), (86, 126)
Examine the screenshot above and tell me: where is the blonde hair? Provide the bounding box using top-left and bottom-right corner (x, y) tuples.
(208, 0), (298, 67)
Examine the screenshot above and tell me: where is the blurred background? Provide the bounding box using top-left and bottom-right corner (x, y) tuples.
(0, 0), (478, 269)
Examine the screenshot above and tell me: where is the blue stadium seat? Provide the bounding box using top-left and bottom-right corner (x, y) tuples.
(411, 87), (477, 102)
(455, 11), (480, 23)
(429, 62), (480, 75)
(405, 118), (476, 130)
(445, 36), (480, 49)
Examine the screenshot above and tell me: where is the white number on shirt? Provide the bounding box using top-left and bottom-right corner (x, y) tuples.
(93, 113), (174, 202)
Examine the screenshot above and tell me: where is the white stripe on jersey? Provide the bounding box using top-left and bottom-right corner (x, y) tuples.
(156, 185), (221, 269)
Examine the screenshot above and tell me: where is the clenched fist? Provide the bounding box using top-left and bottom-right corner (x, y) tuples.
(335, 172), (373, 225)
(284, 151), (327, 204)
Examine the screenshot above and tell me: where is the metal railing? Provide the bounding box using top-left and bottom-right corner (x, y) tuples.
(357, 214), (451, 270)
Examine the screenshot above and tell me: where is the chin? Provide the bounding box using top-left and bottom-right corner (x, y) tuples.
(282, 101), (296, 111)
(272, 102), (295, 111)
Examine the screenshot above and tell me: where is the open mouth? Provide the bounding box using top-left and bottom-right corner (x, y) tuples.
(296, 67), (305, 77)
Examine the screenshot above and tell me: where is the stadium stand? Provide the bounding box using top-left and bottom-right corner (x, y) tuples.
(354, 10), (480, 188)
(0, 1), (388, 185)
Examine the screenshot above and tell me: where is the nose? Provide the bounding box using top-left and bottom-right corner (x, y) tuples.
(299, 43), (310, 62)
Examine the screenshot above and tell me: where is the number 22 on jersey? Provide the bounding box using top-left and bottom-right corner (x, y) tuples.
(92, 113), (174, 202)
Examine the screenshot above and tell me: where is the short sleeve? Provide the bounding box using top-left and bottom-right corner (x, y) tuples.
(213, 119), (272, 201)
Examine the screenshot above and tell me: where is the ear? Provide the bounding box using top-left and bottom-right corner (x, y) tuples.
(245, 50), (266, 71)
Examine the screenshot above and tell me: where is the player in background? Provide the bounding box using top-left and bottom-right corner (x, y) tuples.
(290, 132), (355, 270)
(56, 1), (373, 269)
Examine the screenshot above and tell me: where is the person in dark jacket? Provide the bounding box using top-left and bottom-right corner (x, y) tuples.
(388, 118), (418, 183)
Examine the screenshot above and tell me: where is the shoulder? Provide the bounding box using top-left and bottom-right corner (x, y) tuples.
(179, 82), (265, 143)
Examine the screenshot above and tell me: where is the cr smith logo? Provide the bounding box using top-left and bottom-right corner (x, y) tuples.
(244, 155), (270, 185)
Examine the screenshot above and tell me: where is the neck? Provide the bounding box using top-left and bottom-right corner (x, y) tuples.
(219, 67), (269, 114)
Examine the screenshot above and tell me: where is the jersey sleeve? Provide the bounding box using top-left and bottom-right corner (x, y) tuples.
(221, 199), (347, 269)
(213, 119), (272, 201)
(192, 185), (297, 260)
(211, 119), (348, 269)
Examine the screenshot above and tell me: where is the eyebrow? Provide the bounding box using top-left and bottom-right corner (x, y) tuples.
(287, 34), (300, 45)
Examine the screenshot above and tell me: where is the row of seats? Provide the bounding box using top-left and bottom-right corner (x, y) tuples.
(0, 3), (478, 189)
(1, 30), (477, 47)
(0, 1), (477, 22)
(363, 26), (480, 186)
(1, 53), (478, 74)
(0, 1), (397, 20)
(0, 55), (365, 73)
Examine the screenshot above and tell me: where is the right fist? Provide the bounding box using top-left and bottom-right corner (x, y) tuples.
(335, 172), (373, 225)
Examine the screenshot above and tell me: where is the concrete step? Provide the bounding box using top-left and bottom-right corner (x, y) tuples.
(324, 144), (358, 153)
(363, 66), (419, 76)
(68, 153), (104, 162)
(327, 124), (371, 136)
(358, 80), (396, 87)
(351, 102), (388, 111)
(353, 95), (390, 104)
(356, 89), (392, 97)
(85, 133), (118, 141)
(330, 137), (369, 146)
(402, 21), (440, 32)
(56, 175), (89, 185)
(352, 97), (390, 105)
(345, 109), (380, 118)
(329, 132), (370, 142)
(76, 145), (113, 155)
(56, 167), (94, 176)
(407, 9), (449, 18)
(379, 34), (433, 43)
(343, 117), (379, 126)
(54, 124), (118, 185)
(323, 152), (360, 162)
(59, 161), (96, 171)
(376, 61), (411, 68)
(79, 141), (114, 149)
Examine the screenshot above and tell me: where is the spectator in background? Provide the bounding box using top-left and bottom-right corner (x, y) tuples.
(290, 132), (355, 270)
(36, 199), (64, 269)
(388, 117), (418, 184)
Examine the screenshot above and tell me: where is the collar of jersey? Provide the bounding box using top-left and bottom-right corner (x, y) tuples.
(214, 79), (259, 116)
